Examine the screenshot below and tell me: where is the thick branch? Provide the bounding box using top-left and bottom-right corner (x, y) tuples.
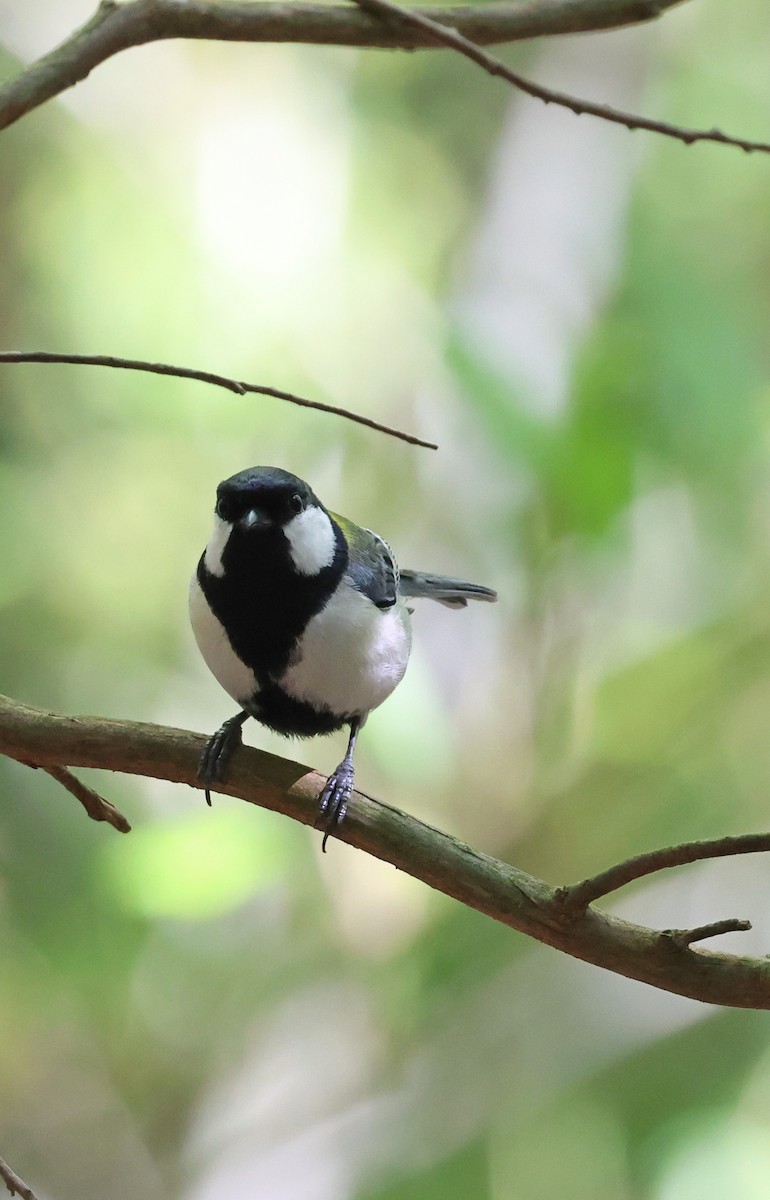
(0, 0), (690, 133)
(1, 693), (769, 1010)
(0, 352), (435, 450)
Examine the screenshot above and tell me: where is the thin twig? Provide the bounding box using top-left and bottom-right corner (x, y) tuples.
(2, 692), (770, 1009)
(662, 919), (752, 949)
(0, 1155), (38, 1200)
(557, 832), (770, 912)
(352, 0), (770, 155)
(41, 764), (131, 832)
(0, 352), (436, 450)
(0, 0), (692, 133)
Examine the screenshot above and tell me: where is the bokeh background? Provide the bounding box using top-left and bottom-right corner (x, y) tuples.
(2, 2), (770, 1197)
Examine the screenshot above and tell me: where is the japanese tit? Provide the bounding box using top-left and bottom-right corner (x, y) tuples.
(190, 466), (496, 848)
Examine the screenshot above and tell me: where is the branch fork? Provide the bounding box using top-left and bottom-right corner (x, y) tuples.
(660, 920), (753, 950)
(1, 0), (767, 157)
(2, 692), (770, 1009)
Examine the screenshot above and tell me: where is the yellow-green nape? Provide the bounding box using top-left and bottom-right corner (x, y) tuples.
(329, 511), (373, 553)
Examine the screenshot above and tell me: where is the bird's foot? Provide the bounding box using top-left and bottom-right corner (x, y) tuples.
(198, 713), (247, 805)
(317, 760), (355, 852)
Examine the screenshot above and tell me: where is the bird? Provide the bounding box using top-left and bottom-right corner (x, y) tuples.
(189, 466), (497, 849)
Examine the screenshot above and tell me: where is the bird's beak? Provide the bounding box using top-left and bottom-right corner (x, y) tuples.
(239, 507), (272, 530)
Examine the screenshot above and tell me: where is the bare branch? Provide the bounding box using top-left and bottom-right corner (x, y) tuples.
(352, 0), (770, 154)
(662, 919), (752, 949)
(0, 0), (692, 133)
(0, 1155), (38, 1200)
(2, 692), (770, 1010)
(40, 764), (131, 832)
(0, 352), (436, 450)
(12, 755), (130, 828)
(557, 833), (770, 911)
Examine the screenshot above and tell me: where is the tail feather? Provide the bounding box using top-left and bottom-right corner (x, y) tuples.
(399, 569), (497, 609)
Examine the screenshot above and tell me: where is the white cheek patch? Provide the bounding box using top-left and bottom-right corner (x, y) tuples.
(284, 507), (336, 576)
(203, 514), (232, 578)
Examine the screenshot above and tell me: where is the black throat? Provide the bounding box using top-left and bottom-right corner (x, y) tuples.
(198, 517), (348, 682)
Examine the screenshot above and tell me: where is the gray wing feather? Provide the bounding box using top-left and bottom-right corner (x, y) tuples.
(399, 570), (497, 609)
(345, 528), (399, 609)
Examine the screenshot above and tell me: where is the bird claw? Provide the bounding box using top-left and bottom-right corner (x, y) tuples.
(317, 762), (355, 852)
(198, 716), (246, 805)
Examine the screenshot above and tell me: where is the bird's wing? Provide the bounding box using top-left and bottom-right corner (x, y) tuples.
(332, 513), (399, 610)
(399, 570), (497, 609)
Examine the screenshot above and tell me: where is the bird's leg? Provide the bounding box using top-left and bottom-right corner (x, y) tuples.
(317, 717), (362, 852)
(198, 710), (249, 805)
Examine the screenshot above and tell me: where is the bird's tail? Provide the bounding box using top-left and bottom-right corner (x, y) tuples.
(399, 570), (497, 609)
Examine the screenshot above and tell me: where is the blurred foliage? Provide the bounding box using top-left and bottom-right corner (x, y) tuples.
(3, 4), (770, 1198)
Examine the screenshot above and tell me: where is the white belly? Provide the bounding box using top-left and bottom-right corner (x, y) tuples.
(189, 573), (258, 705)
(279, 583), (412, 717)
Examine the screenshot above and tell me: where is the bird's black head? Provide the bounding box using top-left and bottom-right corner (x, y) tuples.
(199, 468), (347, 672)
(214, 466), (321, 530)
(204, 466), (343, 583)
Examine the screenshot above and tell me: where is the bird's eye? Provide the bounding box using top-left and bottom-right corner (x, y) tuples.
(215, 496), (233, 521)
(289, 493), (304, 515)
